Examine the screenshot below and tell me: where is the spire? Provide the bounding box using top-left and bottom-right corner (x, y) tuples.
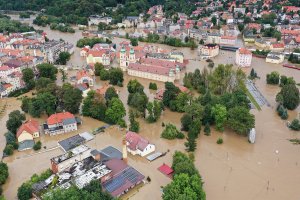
(122, 134), (128, 164)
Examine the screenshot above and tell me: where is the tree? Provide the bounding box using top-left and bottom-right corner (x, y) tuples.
(57, 52), (71, 65)
(149, 82), (158, 90)
(161, 123), (184, 139)
(266, 71), (280, 85)
(0, 162), (9, 185)
(128, 92), (148, 114)
(37, 63), (58, 80)
(95, 63), (104, 76)
(163, 82), (180, 107)
(238, 23), (244, 32)
(22, 68), (35, 89)
(171, 92), (190, 112)
(146, 100), (163, 123)
(108, 68), (123, 85)
(130, 38), (138, 46)
(127, 79), (144, 94)
(6, 110), (25, 135)
(163, 173), (205, 200)
(82, 91), (107, 121)
(172, 151), (199, 176)
(289, 119), (300, 131)
(60, 69), (67, 82)
(35, 77), (54, 91)
(204, 123), (211, 135)
(3, 144), (14, 155)
(33, 141), (42, 151)
(62, 84), (83, 114)
(185, 131), (197, 152)
(227, 106), (255, 136)
(276, 84), (300, 110)
(17, 183), (32, 200)
(185, 102), (203, 121)
(211, 16), (217, 26)
(129, 110), (139, 133)
(181, 114), (193, 131)
(212, 104), (227, 132)
(105, 97), (126, 125)
(104, 87), (118, 102)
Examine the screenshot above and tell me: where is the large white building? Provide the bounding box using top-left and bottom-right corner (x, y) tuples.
(236, 48), (252, 67)
(266, 52), (285, 64)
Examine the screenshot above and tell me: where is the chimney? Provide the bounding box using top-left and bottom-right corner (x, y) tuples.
(122, 135), (128, 164)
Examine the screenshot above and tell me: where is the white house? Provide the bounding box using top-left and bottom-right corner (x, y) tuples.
(44, 112), (78, 136)
(236, 48), (252, 67)
(266, 52), (285, 64)
(76, 70), (94, 87)
(125, 131), (155, 157)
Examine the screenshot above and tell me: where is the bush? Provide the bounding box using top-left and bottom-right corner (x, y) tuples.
(3, 144), (14, 156)
(161, 123), (184, 140)
(33, 141), (42, 151)
(17, 183), (32, 200)
(149, 82), (158, 90)
(204, 123), (211, 136)
(289, 119), (300, 131)
(216, 138), (223, 144)
(266, 71), (280, 85)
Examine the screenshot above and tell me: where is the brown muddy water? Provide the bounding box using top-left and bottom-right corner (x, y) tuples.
(1, 15), (300, 200)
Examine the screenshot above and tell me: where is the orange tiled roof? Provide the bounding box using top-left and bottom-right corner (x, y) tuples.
(47, 112), (75, 125)
(16, 120), (39, 138)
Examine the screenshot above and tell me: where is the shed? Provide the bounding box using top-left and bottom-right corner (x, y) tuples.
(158, 164), (173, 178)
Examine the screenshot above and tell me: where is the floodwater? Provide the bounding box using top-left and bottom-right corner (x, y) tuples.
(1, 15), (300, 200)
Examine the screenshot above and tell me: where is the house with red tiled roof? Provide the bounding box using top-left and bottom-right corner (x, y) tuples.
(247, 23), (262, 33)
(125, 131), (155, 157)
(44, 112), (78, 136)
(0, 65), (12, 78)
(96, 84), (111, 96)
(17, 120), (40, 143)
(86, 49), (111, 65)
(76, 70), (93, 87)
(270, 43), (285, 52)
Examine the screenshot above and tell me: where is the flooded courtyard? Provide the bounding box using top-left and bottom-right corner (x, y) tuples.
(1, 15), (300, 200)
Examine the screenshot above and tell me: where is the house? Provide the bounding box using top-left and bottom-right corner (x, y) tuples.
(76, 83), (90, 97)
(86, 49), (111, 65)
(5, 71), (24, 90)
(76, 70), (94, 87)
(266, 52), (285, 64)
(200, 44), (219, 59)
(220, 36), (237, 46)
(236, 48), (252, 67)
(125, 131), (155, 157)
(0, 84), (8, 98)
(270, 43), (285, 52)
(0, 65), (12, 78)
(88, 15), (112, 26)
(122, 16), (140, 28)
(206, 33), (221, 44)
(16, 120), (40, 151)
(247, 23), (262, 33)
(44, 112), (78, 136)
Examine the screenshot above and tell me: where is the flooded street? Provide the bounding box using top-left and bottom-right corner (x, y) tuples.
(1, 15), (300, 200)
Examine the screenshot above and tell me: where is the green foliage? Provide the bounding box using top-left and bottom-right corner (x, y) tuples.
(212, 104), (227, 132)
(149, 82), (158, 90)
(62, 84), (83, 114)
(161, 123), (184, 140)
(128, 91), (148, 114)
(288, 51), (300, 64)
(289, 119), (300, 131)
(266, 71), (280, 85)
(98, 22), (113, 31)
(280, 75), (296, 87)
(33, 141), (42, 151)
(252, 49), (270, 57)
(3, 144), (14, 156)
(129, 110), (139, 133)
(130, 38), (138, 46)
(170, 92), (191, 112)
(35, 77), (54, 91)
(19, 12), (30, 18)
(276, 84), (300, 110)
(108, 68), (123, 85)
(204, 123), (211, 136)
(17, 183), (32, 200)
(105, 97), (126, 124)
(82, 91), (107, 121)
(76, 37), (112, 48)
(127, 79), (144, 94)
(22, 68), (35, 89)
(57, 52), (71, 65)
(0, 162), (9, 185)
(146, 100), (163, 123)
(277, 104), (288, 120)
(50, 23), (75, 33)
(163, 82), (180, 107)
(172, 151), (199, 177)
(162, 173), (205, 200)
(249, 68), (258, 80)
(181, 114), (193, 131)
(105, 87), (118, 102)
(94, 63), (104, 76)
(6, 110), (25, 135)
(0, 17), (34, 33)
(44, 180), (113, 200)
(227, 106), (255, 136)
(216, 138), (223, 144)
(37, 63), (58, 80)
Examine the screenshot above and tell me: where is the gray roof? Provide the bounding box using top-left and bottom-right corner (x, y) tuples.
(58, 134), (86, 152)
(18, 140), (34, 151)
(62, 118), (77, 125)
(100, 146), (122, 160)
